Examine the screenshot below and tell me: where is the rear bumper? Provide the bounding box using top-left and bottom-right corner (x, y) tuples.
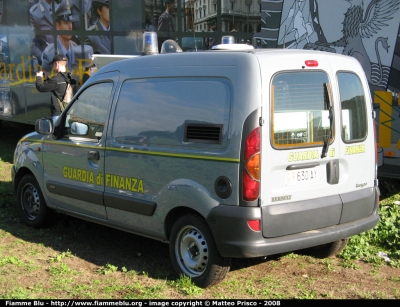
(207, 187), (380, 258)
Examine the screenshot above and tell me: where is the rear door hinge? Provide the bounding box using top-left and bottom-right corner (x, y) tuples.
(258, 198), (263, 207)
(259, 117), (264, 126)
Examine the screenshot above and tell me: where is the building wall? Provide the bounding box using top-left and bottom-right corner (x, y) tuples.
(191, 0), (261, 34)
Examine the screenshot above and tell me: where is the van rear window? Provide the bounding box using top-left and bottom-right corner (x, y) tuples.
(271, 71), (332, 148)
(111, 78), (231, 148)
(337, 72), (367, 142)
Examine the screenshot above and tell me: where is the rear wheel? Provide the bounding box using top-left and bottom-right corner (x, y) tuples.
(297, 239), (349, 258)
(16, 174), (51, 228)
(169, 214), (231, 288)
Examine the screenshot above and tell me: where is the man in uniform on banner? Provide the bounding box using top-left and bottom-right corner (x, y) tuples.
(30, 0), (59, 67)
(41, 0), (93, 73)
(86, 0), (111, 54)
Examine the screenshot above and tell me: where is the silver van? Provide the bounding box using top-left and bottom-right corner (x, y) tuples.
(12, 47), (380, 288)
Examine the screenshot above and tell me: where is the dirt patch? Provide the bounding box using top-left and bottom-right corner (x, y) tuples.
(1, 123), (399, 299)
(1, 211), (399, 299)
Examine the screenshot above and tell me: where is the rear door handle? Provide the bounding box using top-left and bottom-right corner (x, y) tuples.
(326, 159), (339, 185)
(88, 151), (100, 160)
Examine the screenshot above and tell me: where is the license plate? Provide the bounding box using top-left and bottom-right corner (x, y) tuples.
(285, 168), (318, 186)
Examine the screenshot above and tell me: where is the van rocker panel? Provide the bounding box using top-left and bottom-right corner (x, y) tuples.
(104, 193), (157, 216)
(261, 194), (342, 238)
(207, 187), (379, 258)
(46, 180), (103, 205)
(46, 181), (157, 216)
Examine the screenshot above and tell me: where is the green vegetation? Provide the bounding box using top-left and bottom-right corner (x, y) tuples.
(96, 264), (119, 275)
(0, 123), (399, 298)
(340, 182), (400, 267)
(48, 250), (73, 263)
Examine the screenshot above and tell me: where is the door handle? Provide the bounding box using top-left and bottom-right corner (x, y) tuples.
(88, 151), (100, 160)
(326, 159), (339, 185)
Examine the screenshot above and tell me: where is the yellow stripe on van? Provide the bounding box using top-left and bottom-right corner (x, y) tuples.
(40, 140), (103, 151)
(27, 139), (239, 163)
(106, 146), (239, 163)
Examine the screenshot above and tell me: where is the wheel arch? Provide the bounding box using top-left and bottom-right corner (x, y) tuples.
(164, 207), (205, 241)
(13, 167), (35, 194)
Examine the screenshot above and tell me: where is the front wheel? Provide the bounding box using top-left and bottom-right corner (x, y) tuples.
(169, 214), (231, 288)
(16, 174), (51, 228)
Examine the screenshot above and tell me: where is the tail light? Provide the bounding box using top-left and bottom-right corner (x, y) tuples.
(247, 220), (261, 232)
(243, 127), (260, 201)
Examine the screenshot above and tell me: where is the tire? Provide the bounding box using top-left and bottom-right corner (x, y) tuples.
(169, 214), (231, 288)
(297, 238), (349, 259)
(16, 174), (51, 228)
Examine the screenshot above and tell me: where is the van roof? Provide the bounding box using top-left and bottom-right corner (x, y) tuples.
(94, 48), (358, 74)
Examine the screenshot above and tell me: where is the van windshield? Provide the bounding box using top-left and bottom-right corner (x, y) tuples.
(271, 71), (332, 148)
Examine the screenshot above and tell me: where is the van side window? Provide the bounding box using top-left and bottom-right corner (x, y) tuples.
(337, 72), (367, 142)
(111, 78), (231, 147)
(272, 71), (331, 148)
(64, 82), (113, 140)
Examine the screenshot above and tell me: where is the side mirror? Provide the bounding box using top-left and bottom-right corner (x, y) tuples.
(35, 118), (53, 135)
(71, 122), (88, 135)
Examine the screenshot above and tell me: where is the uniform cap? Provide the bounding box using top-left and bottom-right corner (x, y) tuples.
(92, 0), (110, 5)
(164, 0), (175, 4)
(210, 19), (216, 26)
(55, 0), (73, 21)
(92, 0), (109, 17)
(51, 54), (68, 64)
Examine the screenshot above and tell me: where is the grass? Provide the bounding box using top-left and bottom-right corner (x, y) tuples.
(340, 190), (400, 267)
(0, 123), (399, 299)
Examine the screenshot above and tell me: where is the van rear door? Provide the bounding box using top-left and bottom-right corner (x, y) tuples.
(257, 51), (344, 238)
(328, 58), (376, 223)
